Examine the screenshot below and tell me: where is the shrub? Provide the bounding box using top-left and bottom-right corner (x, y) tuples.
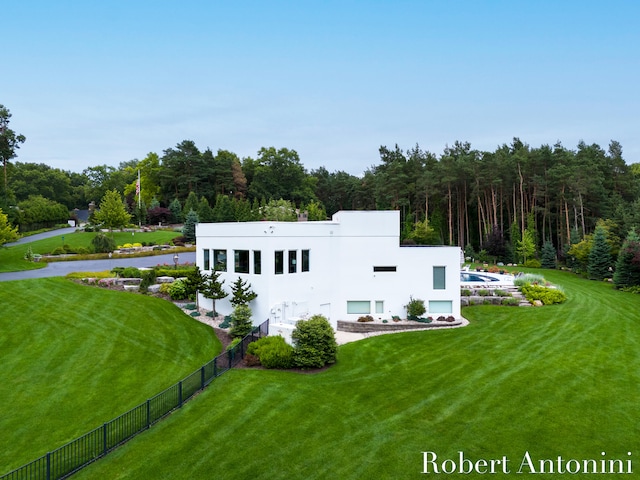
(501, 297), (520, 306)
(230, 304), (253, 338)
(51, 246), (66, 255)
(405, 296), (426, 320)
(524, 259), (542, 268)
(520, 284), (567, 305)
(121, 267), (142, 278)
(357, 315), (374, 322)
(139, 270), (156, 292)
(159, 283), (172, 295)
(246, 336), (294, 369)
(168, 279), (188, 300)
(292, 315), (337, 369)
(227, 337), (242, 351)
(477, 289), (491, 296)
(91, 233), (116, 253)
(494, 289), (510, 297)
(219, 315), (232, 329)
(461, 289), (472, 296)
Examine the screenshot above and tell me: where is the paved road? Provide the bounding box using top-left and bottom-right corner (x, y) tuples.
(0, 229), (195, 281)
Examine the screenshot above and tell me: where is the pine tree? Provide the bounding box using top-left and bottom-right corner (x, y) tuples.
(588, 225), (611, 280)
(540, 241), (557, 269)
(229, 277), (257, 307)
(182, 210), (199, 242)
(613, 229), (640, 289)
(201, 271), (227, 315)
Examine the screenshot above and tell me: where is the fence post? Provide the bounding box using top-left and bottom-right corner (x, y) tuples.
(103, 423), (108, 456)
(213, 357), (217, 377)
(146, 400), (151, 429)
(46, 452), (50, 480)
(178, 381), (183, 408)
(200, 366), (205, 389)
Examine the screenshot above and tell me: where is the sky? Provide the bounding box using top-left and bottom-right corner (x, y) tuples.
(3, 0), (640, 176)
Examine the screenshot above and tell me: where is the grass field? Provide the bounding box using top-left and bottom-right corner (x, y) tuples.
(0, 230), (181, 272)
(0, 277), (220, 473)
(65, 269), (640, 479)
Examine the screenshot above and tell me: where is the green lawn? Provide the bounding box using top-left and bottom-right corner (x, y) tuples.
(72, 269), (640, 479)
(0, 230), (181, 272)
(0, 278), (220, 473)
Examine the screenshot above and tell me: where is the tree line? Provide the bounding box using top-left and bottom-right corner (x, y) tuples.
(2, 104), (640, 270)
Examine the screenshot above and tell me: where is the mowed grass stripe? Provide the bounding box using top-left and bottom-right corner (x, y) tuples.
(0, 277), (220, 472)
(73, 270), (640, 479)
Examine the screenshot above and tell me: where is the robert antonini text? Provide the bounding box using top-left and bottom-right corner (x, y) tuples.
(421, 451), (633, 475)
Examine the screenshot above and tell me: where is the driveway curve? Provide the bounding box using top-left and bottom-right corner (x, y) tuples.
(0, 229), (195, 281)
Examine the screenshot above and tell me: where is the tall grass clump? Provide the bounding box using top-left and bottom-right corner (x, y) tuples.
(513, 273), (546, 287)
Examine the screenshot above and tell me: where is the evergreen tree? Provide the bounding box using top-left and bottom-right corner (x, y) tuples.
(588, 225), (611, 280)
(613, 229), (640, 289)
(484, 225), (506, 261)
(183, 191), (199, 218)
(168, 198), (182, 223)
(230, 304), (253, 338)
(201, 271), (227, 315)
(197, 196), (214, 222)
(182, 209), (199, 242)
(229, 277), (258, 307)
(540, 241), (557, 269)
(212, 194), (235, 222)
(94, 189), (132, 232)
(291, 315), (338, 368)
(516, 228), (536, 264)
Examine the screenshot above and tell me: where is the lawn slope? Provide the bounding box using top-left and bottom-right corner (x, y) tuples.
(0, 277), (219, 472)
(75, 270), (640, 479)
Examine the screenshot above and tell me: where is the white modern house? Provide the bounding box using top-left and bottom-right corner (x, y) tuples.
(195, 210), (461, 336)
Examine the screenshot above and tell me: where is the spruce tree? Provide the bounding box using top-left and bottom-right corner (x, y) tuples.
(540, 241), (557, 269)
(182, 209), (199, 242)
(169, 198), (183, 224)
(613, 229), (640, 289)
(588, 225), (611, 280)
(201, 271), (227, 315)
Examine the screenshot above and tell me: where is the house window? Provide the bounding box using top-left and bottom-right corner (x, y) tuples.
(429, 300), (452, 314)
(203, 249), (210, 271)
(373, 266), (396, 272)
(433, 266), (446, 290)
(375, 301), (384, 314)
(214, 249), (227, 271)
(301, 249), (310, 272)
(235, 250), (249, 274)
(253, 250), (261, 274)
(275, 251), (284, 275)
(288, 250), (297, 273)
(347, 301), (370, 314)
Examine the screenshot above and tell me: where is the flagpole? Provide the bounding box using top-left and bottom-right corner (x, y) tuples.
(137, 169), (141, 228)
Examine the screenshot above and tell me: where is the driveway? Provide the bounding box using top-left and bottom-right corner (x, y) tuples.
(0, 228), (195, 281)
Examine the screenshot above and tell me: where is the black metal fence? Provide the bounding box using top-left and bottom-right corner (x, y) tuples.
(0, 320), (269, 480)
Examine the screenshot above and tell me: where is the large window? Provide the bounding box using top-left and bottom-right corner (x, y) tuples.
(301, 249), (310, 272)
(253, 250), (261, 274)
(288, 250), (297, 273)
(275, 251), (284, 275)
(214, 249), (227, 271)
(347, 301), (371, 314)
(429, 300), (452, 314)
(203, 249), (210, 271)
(433, 266), (446, 290)
(235, 250), (249, 274)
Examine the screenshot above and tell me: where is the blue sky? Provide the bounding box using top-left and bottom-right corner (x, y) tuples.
(4, 1), (639, 176)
